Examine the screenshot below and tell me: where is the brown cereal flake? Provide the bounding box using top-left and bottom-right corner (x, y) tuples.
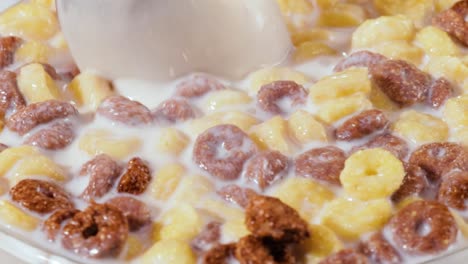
(437, 171), (468, 210)
(428, 78), (453, 108)
(24, 121), (75, 150)
(294, 146), (346, 186)
(0, 36), (22, 69)
(433, 0), (468, 46)
(117, 157), (152, 195)
(245, 195), (309, 243)
(192, 221), (222, 253)
(319, 248), (369, 264)
(370, 60), (432, 106)
(352, 133), (409, 160)
(359, 232), (401, 264)
(153, 98), (196, 123)
(175, 74), (225, 98)
(107, 196), (151, 231)
(97, 96), (153, 126)
(10, 179), (74, 214)
(0, 71), (26, 117)
(257, 80), (308, 114)
(217, 184), (257, 208)
(42, 208), (79, 241)
(6, 100), (78, 135)
(80, 154), (122, 201)
(235, 235), (295, 264)
(244, 150), (289, 190)
(202, 243), (236, 264)
(333, 51), (388, 72)
(335, 109), (389, 141)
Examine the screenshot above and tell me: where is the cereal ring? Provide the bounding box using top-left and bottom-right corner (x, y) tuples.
(245, 195), (309, 243)
(257, 81), (308, 114)
(352, 133), (409, 160)
(335, 109), (388, 141)
(390, 200), (457, 254)
(333, 51), (388, 72)
(202, 243), (235, 264)
(391, 165), (428, 203)
(217, 184), (257, 208)
(24, 121), (75, 150)
(153, 98), (196, 123)
(10, 179), (74, 214)
(0, 71), (26, 117)
(294, 146), (346, 186)
(437, 171), (468, 210)
(61, 202), (128, 258)
(6, 100), (78, 135)
(359, 232), (401, 264)
(97, 96), (153, 126)
(318, 249), (369, 264)
(244, 150), (289, 190)
(370, 60), (432, 106)
(117, 157), (152, 195)
(107, 196), (151, 231)
(235, 235), (295, 264)
(193, 124), (257, 181)
(428, 78), (453, 108)
(42, 208), (79, 241)
(175, 74), (225, 98)
(80, 154), (122, 201)
(409, 142), (468, 182)
(0, 36), (22, 69)
(433, 0), (468, 46)
(192, 221), (222, 252)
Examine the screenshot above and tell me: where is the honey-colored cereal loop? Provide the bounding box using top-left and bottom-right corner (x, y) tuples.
(437, 171), (468, 210)
(352, 133), (409, 160)
(257, 80), (308, 114)
(193, 124), (257, 181)
(333, 51), (388, 72)
(390, 200), (457, 254)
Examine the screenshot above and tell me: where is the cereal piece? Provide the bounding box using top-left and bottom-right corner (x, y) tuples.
(80, 154), (122, 200)
(370, 60), (432, 106)
(222, 216), (249, 242)
(393, 110), (449, 143)
(335, 109), (388, 141)
(189, 111), (259, 135)
(321, 198), (392, 240)
(171, 174), (214, 205)
(454, 128), (468, 146)
(250, 116), (297, 155)
(0, 200), (38, 231)
(117, 157), (152, 195)
(316, 94), (373, 123)
(351, 15), (415, 49)
(155, 127), (190, 156)
(153, 98), (196, 123)
(175, 74), (225, 98)
(24, 121), (75, 150)
(0, 3), (59, 41)
(436, 0), (463, 11)
(42, 208), (79, 241)
(318, 3), (366, 27)
(61, 202), (128, 258)
(107, 196), (151, 231)
(428, 78), (453, 108)
(68, 72), (114, 110)
(192, 221), (222, 252)
(295, 146), (346, 185)
(437, 171), (468, 210)
(359, 232), (401, 264)
(318, 248), (368, 264)
(0, 71), (26, 117)
(443, 95), (468, 128)
(79, 129), (142, 160)
(391, 165), (428, 203)
(10, 179), (73, 214)
(6, 100), (78, 135)
(433, 0), (468, 46)
(288, 110), (328, 144)
(390, 200), (457, 254)
(424, 56), (468, 91)
(277, 0), (313, 14)
(159, 203), (203, 241)
(290, 28), (330, 47)
(124, 235), (145, 260)
(97, 96), (153, 126)
(353, 133), (409, 160)
(293, 41), (336, 63)
(415, 26), (459, 56)
(374, 0), (434, 27)
(235, 235), (295, 264)
(309, 67), (371, 103)
(257, 81), (308, 114)
(202, 243), (235, 264)
(10, 154), (67, 184)
(333, 51), (387, 72)
(301, 224), (343, 259)
(244, 151), (288, 190)
(17, 63), (61, 103)
(249, 67), (309, 94)
(409, 142), (467, 182)
(0, 36), (22, 69)
(272, 177), (334, 221)
(141, 239), (196, 264)
(372, 40), (424, 66)
(0, 145), (39, 176)
(202, 89), (253, 113)
(14, 40), (50, 64)
(217, 184), (257, 208)
(245, 195), (309, 243)
(193, 124), (257, 181)
(150, 163), (185, 201)
(341, 148), (405, 200)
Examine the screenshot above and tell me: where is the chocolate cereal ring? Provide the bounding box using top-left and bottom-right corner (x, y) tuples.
(257, 80), (308, 114)
(244, 150), (289, 190)
(43, 208), (79, 241)
(193, 124), (257, 180)
(61, 202), (128, 258)
(437, 171), (468, 210)
(390, 200), (457, 254)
